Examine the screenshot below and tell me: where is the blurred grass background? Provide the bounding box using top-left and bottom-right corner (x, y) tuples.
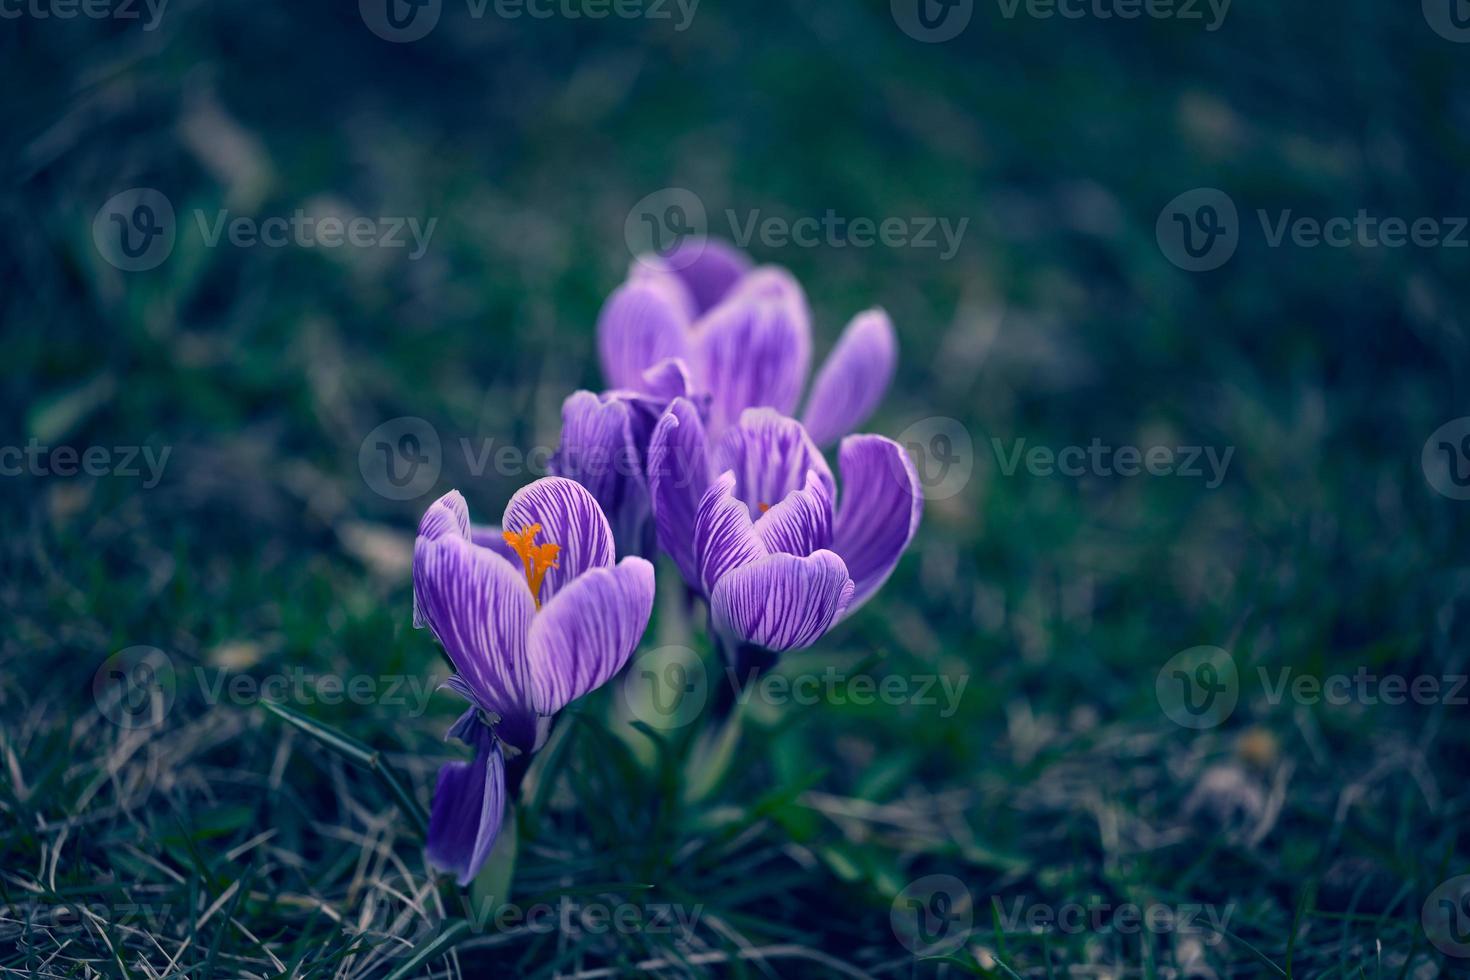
(3, 0), (1469, 975)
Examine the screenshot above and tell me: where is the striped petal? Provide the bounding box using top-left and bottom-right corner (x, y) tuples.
(647, 397), (713, 589)
(501, 478), (616, 603)
(801, 309), (897, 446)
(693, 471), (767, 596)
(753, 468), (833, 556)
(425, 723), (506, 886)
(413, 531), (535, 724)
(550, 392), (649, 560)
(832, 435), (924, 613)
(597, 278), (692, 392)
(710, 550), (855, 653)
(527, 557), (655, 715)
(660, 237), (753, 315)
(712, 408), (834, 521)
(692, 268), (811, 437)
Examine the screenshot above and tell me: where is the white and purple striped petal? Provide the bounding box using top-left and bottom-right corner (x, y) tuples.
(753, 468), (834, 557)
(692, 268), (811, 437)
(413, 528), (535, 724)
(597, 278), (692, 393)
(801, 309), (897, 447)
(832, 435), (924, 614)
(712, 408), (834, 521)
(709, 550), (855, 653)
(527, 557), (655, 715)
(693, 471), (767, 597)
(550, 392), (649, 560)
(501, 477), (615, 603)
(425, 722), (506, 886)
(647, 397), (713, 590)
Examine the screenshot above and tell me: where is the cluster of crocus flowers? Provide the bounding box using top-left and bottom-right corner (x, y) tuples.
(413, 478), (653, 883)
(414, 238), (922, 884)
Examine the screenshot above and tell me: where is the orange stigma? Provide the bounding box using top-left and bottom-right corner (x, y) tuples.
(758, 502), (772, 513)
(502, 524), (560, 609)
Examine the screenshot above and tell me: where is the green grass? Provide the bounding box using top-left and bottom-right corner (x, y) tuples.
(2, 0), (1468, 975)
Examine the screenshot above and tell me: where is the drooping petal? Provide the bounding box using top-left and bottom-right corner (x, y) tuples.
(692, 267), (811, 436)
(660, 238), (753, 315)
(550, 392), (649, 560)
(693, 471), (767, 596)
(712, 408), (835, 520)
(501, 477), (616, 603)
(413, 533), (535, 723)
(425, 724), (506, 886)
(527, 557), (655, 715)
(647, 397), (713, 589)
(801, 309), (898, 446)
(597, 278), (692, 392)
(753, 468), (833, 556)
(709, 550), (855, 653)
(832, 435), (924, 614)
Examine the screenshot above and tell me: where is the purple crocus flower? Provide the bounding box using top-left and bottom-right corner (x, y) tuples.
(557, 238), (897, 559)
(598, 239), (898, 445)
(413, 477), (655, 884)
(645, 404), (922, 665)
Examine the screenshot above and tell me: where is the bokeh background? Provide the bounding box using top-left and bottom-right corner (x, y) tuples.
(4, 0), (1470, 975)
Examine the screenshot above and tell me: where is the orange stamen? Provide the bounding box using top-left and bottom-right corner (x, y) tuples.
(758, 502), (772, 513)
(502, 524), (561, 609)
